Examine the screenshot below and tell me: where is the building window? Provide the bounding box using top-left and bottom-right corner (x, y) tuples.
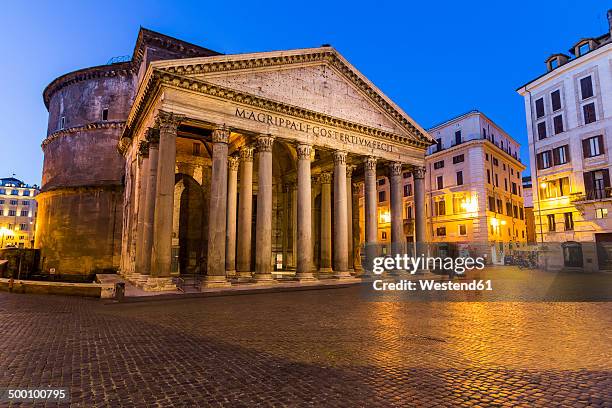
(378, 191), (386, 202)
(582, 135), (603, 158)
(494, 174), (499, 187)
(553, 115), (564, 134)
(583, 169), (610, 200)
(513, 205), (519, 219)
(8, 210), (16, 216)
(403, 184), (412, 197)
(433, 160), (444, 169)
(580, 76), (594, 99)
(22, 200), (29, 205)
(11, 190), (18, 196)
(488, 196), (496, 212)
(403, 172), (411, 179)
(452, 154), (464, 164)
(596, 208), (608, 219)
(456, 171), (463, 186)
(19, 224), (28, 231)
(378, 178), (386, 186)
(506, 202), (512, 216)
(381, 231), (387, 240)
(102, 108), (109, 121)
(520, 207), (524, 220)
(583, 103), (596, 124)
(437, 176), (443, 190)
(512, 182), (517, 195)
(547, 214), (556, 232)
(435, 138), (442, 152)
(535, 98), (545, 118)
(10, 200), (17, 205)
(435, 200), (446, 216)
(59, 116), (65, 130)
(553, 145), (569, 165)
(485, 153), (489, 161)
(23, 190), (30, 196)
(537, 121), (547, 140)
(578, 42), (590, 56)
(504, 178), (508, 191)
(406, 205), (413, 219)
(458, 224), (467, 236)
(551, 90), (562, 111)
(496, 199), (503, 214)
(537, 151), (552, 169)
(454, 130), (462, 145)
(564, 212), (574, 231)
(436, 227), (446, 237)
(539, 177), (570, 199)
(20, 210), (28, 217)
(487, 169), (491, 184)
(492, 157), (499, 166)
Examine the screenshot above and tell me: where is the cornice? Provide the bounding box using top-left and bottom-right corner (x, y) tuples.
(43, 63), (134, 109)
(41, 121), (125, 149)
(119, 69), (431, 154)
(154, 50), (432, 144)
(38, 183), (123, 196)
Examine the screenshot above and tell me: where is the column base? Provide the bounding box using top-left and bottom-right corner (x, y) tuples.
(334, 270), (353, 279)
(143, 277), (176, 292)
(226, 269), (237, 278)
(252, 273), (278, 284)
(295, 272), (317, 282)
(200, 275), (231, 289)
(130, 273), (149, 287)
(234, 271), (253, 282)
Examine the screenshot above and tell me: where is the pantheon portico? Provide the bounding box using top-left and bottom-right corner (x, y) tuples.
(117, 47), (433, 290)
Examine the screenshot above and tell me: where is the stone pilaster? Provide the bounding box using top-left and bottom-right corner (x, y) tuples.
(133, 140), (150, 283)
(141, 128), (159, 282)
(295, 143), (315, 281)
(389, 162), (405, 255)
(352, 182), (363, 274)
(203, 126), (231, 288)
(236, 146), (254, 279)
(225, 156), (240, 277)
(319, 171), (333, 277)
(254, 135), (276, 283)
(333, 151), (350, 279)
(147, 112), (182, 291)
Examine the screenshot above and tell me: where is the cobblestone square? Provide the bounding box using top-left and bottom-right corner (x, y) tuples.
(1, 268), (611, 407)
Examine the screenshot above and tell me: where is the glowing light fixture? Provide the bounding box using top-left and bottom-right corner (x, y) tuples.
(379, 210), (391, 224)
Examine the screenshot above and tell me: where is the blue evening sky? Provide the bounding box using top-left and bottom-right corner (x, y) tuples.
(0, 0), (609, 184)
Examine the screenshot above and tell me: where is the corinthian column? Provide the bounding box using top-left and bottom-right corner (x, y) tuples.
(389, 162), (405, 255)
(148, 112), (182, 291)
(236, 146), (254, 279)
(134, 140), (150, 281)
(254, 135), (276, 283)
(333, 151), (350, 279)
(203, 126), (231, 288)
(413, 166), (427, 257)
(141, 128), (159, 281)
(346, 165), (356, 273)
(364, 156), (378, 274)
(225, 156), (240, 277)
(319, 171), (333, 277)
(352, 182), (363, 274)
(295, 143), (315, 281)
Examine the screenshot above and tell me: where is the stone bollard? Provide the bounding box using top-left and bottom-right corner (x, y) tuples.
(115, 282), (125, 301)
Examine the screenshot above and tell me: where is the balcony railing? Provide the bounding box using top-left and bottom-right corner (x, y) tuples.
(570, 188), (612, 202)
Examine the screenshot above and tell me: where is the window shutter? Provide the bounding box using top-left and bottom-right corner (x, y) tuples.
(583, 172), (593, 194)
(564, 145), (570, 163)
(582, 139), (590, 158)
(597, 135), (604, 155)
(552, 148), (560, 165)
(537, 154), (543, 169)
(603, 169), (610, 189)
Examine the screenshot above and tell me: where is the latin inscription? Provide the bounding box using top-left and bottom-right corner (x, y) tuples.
(235, 108), (393, 153)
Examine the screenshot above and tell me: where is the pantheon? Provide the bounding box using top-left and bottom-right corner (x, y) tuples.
(35, 28), (433, 289)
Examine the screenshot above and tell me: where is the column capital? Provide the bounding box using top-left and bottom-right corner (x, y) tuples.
(346, 164), (357, 177)
(138, 140), (150, 158)
(256, 134), (275, 152)
(389, 162), (403, 177)
(333, 150), (347, 165)
(311, 176), (320, 186)
(228, 156), (240, 171)
(296, 143), (313, 160)
(319, 172), (332, 184)
(212, 126), (230, 144)
(413, 166), (426, 179)
(155, 111), (184, 133)
(352, 182), (361, 194)
(239, 145), (255, 162)
(364, 156), (377, 170)
(145, 127), (160, 145)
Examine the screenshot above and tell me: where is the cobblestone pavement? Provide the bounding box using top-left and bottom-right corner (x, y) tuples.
(1, 267), (611, 407)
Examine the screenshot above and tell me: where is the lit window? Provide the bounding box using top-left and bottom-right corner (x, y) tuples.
(596, 208), (608, 219)
(459, 224), (467, 236)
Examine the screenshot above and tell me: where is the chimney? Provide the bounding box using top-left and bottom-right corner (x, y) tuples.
(608, 9), (612, 33)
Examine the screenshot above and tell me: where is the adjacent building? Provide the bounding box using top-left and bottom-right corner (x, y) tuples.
(364, 110), (527, 264)
(0, 177), (38, 248)
(517, 10), (612, 271)
(522, 176), (536, 243)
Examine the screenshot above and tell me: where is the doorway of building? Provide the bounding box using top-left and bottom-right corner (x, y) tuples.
(562, 241), (583, 268)
(595, 233), (612, 271)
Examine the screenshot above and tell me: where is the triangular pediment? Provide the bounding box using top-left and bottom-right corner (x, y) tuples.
(150, 48), (433, 145)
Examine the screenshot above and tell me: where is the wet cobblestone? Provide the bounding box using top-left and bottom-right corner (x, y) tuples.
(0, 270), (611, 407)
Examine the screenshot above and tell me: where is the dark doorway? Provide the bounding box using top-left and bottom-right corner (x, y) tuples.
(562, 241), (583, 268)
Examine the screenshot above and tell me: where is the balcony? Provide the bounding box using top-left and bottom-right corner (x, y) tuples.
(570, 188), (612, 203)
